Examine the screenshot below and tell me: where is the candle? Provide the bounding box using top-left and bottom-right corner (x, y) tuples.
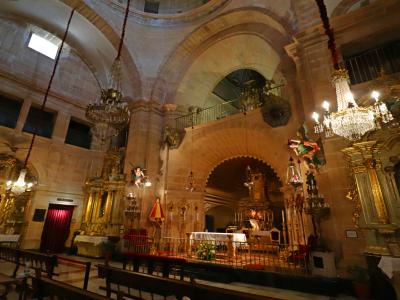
(282, 210), (285, 224)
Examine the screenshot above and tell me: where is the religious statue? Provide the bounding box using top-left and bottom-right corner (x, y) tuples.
(162, 126), (183, 149)
(288, 124), (326, 168)
(131, 166), (145, 188)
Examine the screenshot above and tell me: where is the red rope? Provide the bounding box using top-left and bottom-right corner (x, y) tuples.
(116, 0), (131, 59)
(23, 9), (75, 169)
(315, 0), (339, 70)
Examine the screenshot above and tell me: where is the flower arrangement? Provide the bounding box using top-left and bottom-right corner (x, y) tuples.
(196, 242), (216, 261)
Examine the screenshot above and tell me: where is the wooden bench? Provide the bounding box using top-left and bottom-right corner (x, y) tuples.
(122, 252), (186, 280)
(98, 264), (277, 300)
(0, 246), (57, 278)
(0, 273), (15, 300)
(31, 272), (108, 300)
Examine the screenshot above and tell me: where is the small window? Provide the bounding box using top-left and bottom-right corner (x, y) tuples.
(65, 119), (92, 149)
(23, 106), (56, 138)
(144, 1), (159, 13)
(0, 95), (22, 128)
(28, 33), (59, 59)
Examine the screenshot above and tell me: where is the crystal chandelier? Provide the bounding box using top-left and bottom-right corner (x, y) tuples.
(6, 169), (33, 195)
(311, 0), (392, 141)
(312, 69), (392, 141)
(5, 10), (75, 195)
(85, 0), (131, 144)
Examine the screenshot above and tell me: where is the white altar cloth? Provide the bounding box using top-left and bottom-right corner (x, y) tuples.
(378, 256), (400, 279)
(0, 234), (20, 243)
(189, 232), (247, 244)
(74, 235), (108, 246)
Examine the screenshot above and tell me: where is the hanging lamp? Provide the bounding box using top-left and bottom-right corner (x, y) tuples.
(185, 124), (195, 192)
(242, 112), (254, 189)
(286, 157), (303, 188)
(6, 10), (75, 196)
(85, 0), (131, 145)
(311, 0), (392, 141)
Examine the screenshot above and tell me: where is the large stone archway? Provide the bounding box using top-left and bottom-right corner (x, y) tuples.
(151, 7), (294, 103)
(165, 107), (298, 236)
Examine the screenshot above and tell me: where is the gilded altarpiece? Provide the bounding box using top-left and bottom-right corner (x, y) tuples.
(81, 151), (125, 237)
(342, 128), (400, 255)
(0, 155), (35, 235)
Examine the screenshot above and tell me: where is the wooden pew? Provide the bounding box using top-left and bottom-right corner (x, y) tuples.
(0, 246), (57, 278)
(98, 264), (277, 300)
(32, 273), (108, 300)
(122, 252), (186, 280)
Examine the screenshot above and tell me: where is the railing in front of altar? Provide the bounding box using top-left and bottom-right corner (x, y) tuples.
(122, 235), (308, 274)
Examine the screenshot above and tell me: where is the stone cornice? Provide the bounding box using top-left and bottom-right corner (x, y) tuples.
(104, 0), (230, 27)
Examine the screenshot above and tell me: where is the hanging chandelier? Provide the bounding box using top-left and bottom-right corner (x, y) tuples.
(311, 0), (392, 141)
(6, 10), (75, 196)
(85, 0), (131, 144)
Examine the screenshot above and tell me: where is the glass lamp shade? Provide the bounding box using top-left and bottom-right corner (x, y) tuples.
(6, 169), (34, 195)
(125, 181), (136, 197)
(286, 157), (302, 187)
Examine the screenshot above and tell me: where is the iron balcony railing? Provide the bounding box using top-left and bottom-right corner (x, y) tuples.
(175, 85), (283, 130)
(344, 40), (400, 85)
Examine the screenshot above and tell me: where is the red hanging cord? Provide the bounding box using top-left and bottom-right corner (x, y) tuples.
(23, 9), (75, 169)
(116, 0), (131, 60)
(315, 0), (339, 70)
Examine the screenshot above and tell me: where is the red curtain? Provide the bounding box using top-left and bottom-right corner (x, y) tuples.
(40, 204), (74, 253)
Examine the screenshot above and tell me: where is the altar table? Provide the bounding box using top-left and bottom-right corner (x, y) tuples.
(0, 234), (20, 247)
(189, 232), (247, 245)
(74, 235), (108, 258)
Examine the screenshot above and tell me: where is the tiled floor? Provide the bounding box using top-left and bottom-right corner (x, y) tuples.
(0, 255), (356, 300)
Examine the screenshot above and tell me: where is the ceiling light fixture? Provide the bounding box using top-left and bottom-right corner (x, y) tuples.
(85, 0), (131, 145)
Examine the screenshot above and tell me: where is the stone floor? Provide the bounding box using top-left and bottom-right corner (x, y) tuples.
(0, 255), (356, 300)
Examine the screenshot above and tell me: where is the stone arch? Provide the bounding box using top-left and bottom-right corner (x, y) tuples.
(167, 108), (297, 192)
(174, 33), (282, 108)
(2, 0), (142, 99)
(331, 0), (373, 17)
(204, 155), (282, 187)
(151, 7), (294, 103)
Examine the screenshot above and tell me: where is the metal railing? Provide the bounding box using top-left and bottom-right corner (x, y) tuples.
(175, 100), (241, 130)
(175, 84), (283, 130)
(122, 235), (308, 274)
(344, 40), (400, 84)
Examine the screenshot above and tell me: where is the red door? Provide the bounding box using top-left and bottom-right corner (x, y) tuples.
(40, 204), (74, 253)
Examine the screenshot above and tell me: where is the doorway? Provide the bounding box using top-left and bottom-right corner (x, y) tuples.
(40, 204), (74, 253)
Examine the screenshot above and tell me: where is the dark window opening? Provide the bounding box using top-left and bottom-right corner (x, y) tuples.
(144, 1), (159, 13)
(23, 106), (55, 138)
(0, 95), (22, 128)
(344, 39), (400, 84)
(65, 119), (91, 149)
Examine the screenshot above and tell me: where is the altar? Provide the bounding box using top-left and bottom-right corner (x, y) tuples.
(189, 232), (247, 247)
(74, 235), (108, 258)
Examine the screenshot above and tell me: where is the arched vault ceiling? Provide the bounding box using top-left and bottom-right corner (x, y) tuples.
(0, 0), (142, 99)
(175, 34), (281, 107)
(151, 7), (293, 103)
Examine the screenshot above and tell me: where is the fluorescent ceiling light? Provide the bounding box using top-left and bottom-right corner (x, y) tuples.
(28, 33), (59, 59)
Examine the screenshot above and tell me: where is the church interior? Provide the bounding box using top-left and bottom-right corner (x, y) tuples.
(0, 0), (400, 299)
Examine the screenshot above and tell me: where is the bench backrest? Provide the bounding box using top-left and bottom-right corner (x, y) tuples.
(32, 276), (108, 300)
(0, 246), (57, 278)
(98, 264), (275, 300)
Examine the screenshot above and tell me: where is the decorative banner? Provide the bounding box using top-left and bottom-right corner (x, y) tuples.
(149, 197), (165, 224)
